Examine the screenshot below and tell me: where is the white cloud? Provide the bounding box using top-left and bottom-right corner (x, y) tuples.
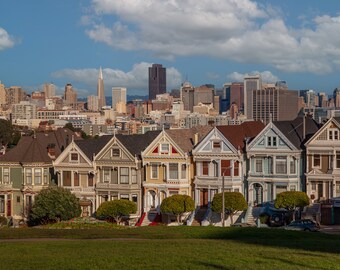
(51, 62), (182, 96)
(227, 71), (279, 83)
(83, 0), (340, 74)
(0, 27), (15, 51)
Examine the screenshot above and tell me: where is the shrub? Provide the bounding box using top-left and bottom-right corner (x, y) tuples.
(96, 200), (137, 225)
(275, 191), (309, 220)
(29, 186), (81, 225)
(259, 213), (270, 224)
(211, 192), (247, 225)
(160, 194), (195, 224)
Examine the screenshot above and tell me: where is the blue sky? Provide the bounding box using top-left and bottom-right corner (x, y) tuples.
(1, 0), (340, 97)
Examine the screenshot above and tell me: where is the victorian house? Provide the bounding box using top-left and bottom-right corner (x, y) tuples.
(142, 127), (212, 213)
(192, 121), (264, 207)
(305, 117), (340, 201)
(246, 116), (319, 205)
(94, 132), (160, 219)
(0, 128), (79, 222)
(53, 135), (111, 216)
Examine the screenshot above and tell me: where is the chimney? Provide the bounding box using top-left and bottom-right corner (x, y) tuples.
(47, 143), (56, 158)
(194, 133), (199, 146)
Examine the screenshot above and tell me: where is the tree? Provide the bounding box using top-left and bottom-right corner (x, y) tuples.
(63, 122), (75, 132)
(29, 186), (81, 225)
(211, 192), (247, 225)
(274, 191), (309, 221)
(0, 119), (20, 147)
(96, 200), (137, 225)
(160, 194), (195, 224)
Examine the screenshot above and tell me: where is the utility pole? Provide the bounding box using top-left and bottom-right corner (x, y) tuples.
(222, 171), (225, 227)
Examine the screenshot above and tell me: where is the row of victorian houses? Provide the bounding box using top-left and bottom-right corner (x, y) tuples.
(1, 115), (340, 223)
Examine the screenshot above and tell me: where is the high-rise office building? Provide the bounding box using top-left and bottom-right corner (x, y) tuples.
(97, 67), (106, 109)
(43, 83), (55, 98)
(244, 74), (262, 119)
(87, 95), (99, 111)
(64, 83), (77, 108)
(149, 64), (166, 100)
(251, 86), (299, 124)
(230, 82), (244, 112)
(181, 81), (195, 112)
(112, 87), (127, 114)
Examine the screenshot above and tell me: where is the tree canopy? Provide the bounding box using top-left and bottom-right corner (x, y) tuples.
(29, 186), (81, 225)
(211, 192), (247, 224)
(0, 119), (20, 147)
(160, 194), (195, 224)
(275, 191), (309, 221)
(96, 200), (137, 224)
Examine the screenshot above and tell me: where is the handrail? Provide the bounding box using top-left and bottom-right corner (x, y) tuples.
(186, 206), (200, 226)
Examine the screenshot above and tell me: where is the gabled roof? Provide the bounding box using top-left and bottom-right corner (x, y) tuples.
(116, 130), (161, 158)
(0, 128), (82, 164)
(217, 121), (265, 152)
(274, 116), (319, 149)
(165, 126), (213, 153)
(75, 135), (112, 161)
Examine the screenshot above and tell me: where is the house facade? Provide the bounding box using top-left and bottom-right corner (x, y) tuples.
(192, 122), (264, 207)
(305, 117), (340, 201)
(142, 127), (211, 212)
(246, 117), (318, 205)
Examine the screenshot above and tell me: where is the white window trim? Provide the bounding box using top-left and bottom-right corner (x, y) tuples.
(255, 158), (263, 173)
(69, 152), (79, 163)
(151, 164), (158, 179)
(26, 168), (32, 185)
(3, 167), (10, 184)
(111, 148), (120, 158)
(160, 143), (170, 154)
(312, 154), (321, 168)
(103, 168), (111, 183)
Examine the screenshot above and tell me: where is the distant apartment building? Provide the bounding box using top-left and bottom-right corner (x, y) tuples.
(5, 86), (27, 107)
(11, 101), (37, 124)
(0, 83), (6, 108)
(87, 95), (99, 111)
(31, 91), (45, 107)
(152, 93), (173, 111)
(149, 64), (166, 100)
(112, 87), (127, 113)
(244, 74), (262, 119)
(45, 96), (63, 110)
(64, 83), (77, 109)
(181, 81), (195, 112)
(43, 83), (56, 98)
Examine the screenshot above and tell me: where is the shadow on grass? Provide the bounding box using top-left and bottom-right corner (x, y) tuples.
(194, 227), (340, 254)
(196, 262), (232, 270)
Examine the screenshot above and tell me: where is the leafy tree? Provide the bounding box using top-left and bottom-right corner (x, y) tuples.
(29, 186), (81, 225)
(96, 200), (137, 225)
(160, 194), (195, 224)
(63, 122), (75, 132)
(0, 119), (18, 147)
(274, 191), (309, 220)
(211, 192), (247, 225)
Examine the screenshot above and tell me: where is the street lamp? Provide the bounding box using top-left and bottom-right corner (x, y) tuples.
(221, 166), (233, 227)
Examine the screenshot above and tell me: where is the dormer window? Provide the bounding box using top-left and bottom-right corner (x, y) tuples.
(267, 136), (277, 147)
(213, 141), (221, 149)
(112, 148), (120, 157)
(70, 153), (79, 162)
(328, 129), (339, 140)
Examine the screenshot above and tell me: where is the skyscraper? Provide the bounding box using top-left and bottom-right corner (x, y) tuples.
(112, 87), (127, 112)
(149, 64), (166, 100)
(64, 83), (77, 108)
(244, 74), (262, 119)
(97, 67), (106, 109)
(43, 83), (55, 98)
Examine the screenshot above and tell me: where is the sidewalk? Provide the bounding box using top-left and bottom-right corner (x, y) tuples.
(320, 225), (340, 234)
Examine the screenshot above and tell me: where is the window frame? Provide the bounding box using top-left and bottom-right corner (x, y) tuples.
(169, 163), (179, 180)
(151, 164), (158, 179)
(313, 154), (321, 168)
(111, 148), (120, 158)
(120, 167), (129, 184)
(70, 152), (79, 163)
(26, 168), (32, 185)
(255, 158), (263, 173)
(34, 168), (42, 185)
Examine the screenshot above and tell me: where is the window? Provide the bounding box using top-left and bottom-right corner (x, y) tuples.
(202, 161), (209, 176)
(234, 161), (239, 176)
(169, 163), (179, 179)
(160, 143), (169, 153)
(74, 172), (79, 186)
(311, 182), (316, 191)
(290, 157), (296, 174)
(16, 196), (20, 203)
(276, 185), (287, 194)
(276, 156), (287, 174)
(26, 168), (32, 184)
(255, 159), (263, 173)
(181, 164), (186, 179)
(213, 141), (221, 149)
(328, 129), (339, 140)
(70, 153), (79, 162)
(3, 168), (9, 183)
(63, 171), (71, 186)
(313, 154), (321, 167)
(120, 194), (129, 200)
(132, 194), (138, 203)
(43, 168), (48, 184)
(103, 168), (110, 183)
(0, 195), (4, 213)
(336, 153), (340, 168)
(268, 157), (273, 174)
(88, 174), (94, 187)
(34, 169), (42, 184)
(131, 168), (137, 184)
(151, 164), (158, 179)
(111, 149), (120, 157)
(336, 182), (340, 193)
(267, 136), (277, 147)
(221, 160), (231, 176)
(120, 167), (129, 184)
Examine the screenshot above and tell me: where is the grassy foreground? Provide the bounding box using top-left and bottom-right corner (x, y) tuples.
(0, 226), (339, 270)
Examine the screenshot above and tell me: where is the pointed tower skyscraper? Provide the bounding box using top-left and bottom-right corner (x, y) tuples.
(97, 66), (106, 109)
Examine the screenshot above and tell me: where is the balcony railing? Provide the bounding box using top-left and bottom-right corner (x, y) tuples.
(63, 187), (95, 193)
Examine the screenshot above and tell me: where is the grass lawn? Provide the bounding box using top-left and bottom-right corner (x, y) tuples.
(0, 227), (339, 270)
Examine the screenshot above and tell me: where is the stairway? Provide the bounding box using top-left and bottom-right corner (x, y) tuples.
(141, 212), (157, 226)
(191, 207), (208, 226)
(245, 205), (256, 226)
(303, 203), (320, 222)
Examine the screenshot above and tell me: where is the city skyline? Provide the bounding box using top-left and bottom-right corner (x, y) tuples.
(1, 1), (340, 97)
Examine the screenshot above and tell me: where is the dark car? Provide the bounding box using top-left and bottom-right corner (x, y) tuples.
(284, 219), (320, 232)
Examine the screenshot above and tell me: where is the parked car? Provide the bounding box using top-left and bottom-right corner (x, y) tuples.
(284, 219), (320, 232)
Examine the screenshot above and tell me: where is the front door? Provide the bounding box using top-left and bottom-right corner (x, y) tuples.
(318, 183), (323, 200)
(253, 184), (263, 205)
(200, 189), (208, 207)
(7, 199), (11, 217)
